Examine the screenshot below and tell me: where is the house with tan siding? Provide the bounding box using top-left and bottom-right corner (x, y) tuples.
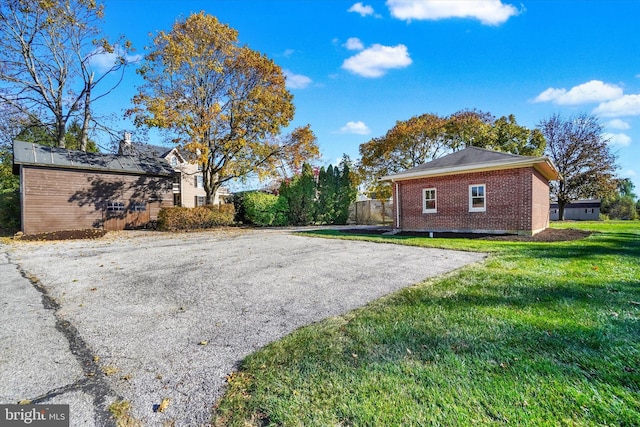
(13, 140), (174, 235)
(118, 135), (229, 207)
(381, 147), (560, 236)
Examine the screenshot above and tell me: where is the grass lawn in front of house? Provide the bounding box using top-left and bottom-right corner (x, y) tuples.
(213, 221), (640, 426)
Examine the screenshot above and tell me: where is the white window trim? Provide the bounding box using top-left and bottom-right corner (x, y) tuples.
(469, 184), (486, 212)
(422, 188), (437, 213)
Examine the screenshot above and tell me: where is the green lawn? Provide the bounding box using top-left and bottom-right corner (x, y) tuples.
(213, 221), (640, 426)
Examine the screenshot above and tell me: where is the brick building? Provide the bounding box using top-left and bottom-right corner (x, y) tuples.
(381, 147), (560, 236)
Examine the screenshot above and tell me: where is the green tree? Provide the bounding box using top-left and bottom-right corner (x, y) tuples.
(315, 157), (357, 225)
(538, 113), (617, 220)
(279, 163), (316, 225)
(0, 147), (20, 232)
(129, 12), (319, 204)
(358, 113), (448, 200)
(16, 121), (98, 152)
(334, 156), (358, 225)
(0, 0), (131, 150)
(484, 115), (546, 156)
(602, 178), (638, 220)
(444, 109), (494, 150)
(316, 165), (337, 224)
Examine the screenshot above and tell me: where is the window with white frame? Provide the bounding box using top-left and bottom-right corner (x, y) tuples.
(195, 196), (206, 206)
(195, 175), (204, 189)
(469, 184), (486, 212)
(170, 156), (178, 168)
(422, 188), (437, 213)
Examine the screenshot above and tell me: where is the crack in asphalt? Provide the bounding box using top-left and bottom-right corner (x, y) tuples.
(14, 260), (120, 427)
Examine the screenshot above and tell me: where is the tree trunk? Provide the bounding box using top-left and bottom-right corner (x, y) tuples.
(56, 119), (66, 148)
(558, 200), (566, 221)
(80, 73), (93, 152)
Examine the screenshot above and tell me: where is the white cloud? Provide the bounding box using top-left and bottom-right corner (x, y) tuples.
(386, 0), (519, 26)
(594, 94), (640, 117)
(283, 49), (295, 57)
(337, 121), (371, 135)
(603, 132), (632, 147)
(605, 119), (630, 130)
(345, 37), (364, 51)
(342, 44), (412, 78)
(283, 69), (312, 89)
(533, 80), (623, 105)
(88, 46), (141, 73)
(348, 2), (375, 17)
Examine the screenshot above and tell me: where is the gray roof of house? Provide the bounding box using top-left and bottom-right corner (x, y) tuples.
(13, 140), (175, 177)
(550, 199), (601, 209)
(381, 146), (560, 181)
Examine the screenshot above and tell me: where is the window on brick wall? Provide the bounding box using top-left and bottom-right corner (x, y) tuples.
(469, 184), (486, 212)
(422, 188), (437, 213)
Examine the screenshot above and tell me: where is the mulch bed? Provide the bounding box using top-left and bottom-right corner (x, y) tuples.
(15, 229), (108, 242)
(341, 227), (592, 242)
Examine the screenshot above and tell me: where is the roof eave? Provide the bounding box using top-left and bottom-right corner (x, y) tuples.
(14, 161), (175, 177)
(381, 157), (560, 182)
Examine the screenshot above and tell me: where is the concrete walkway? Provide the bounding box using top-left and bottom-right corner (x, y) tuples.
(1, 229), (484, 426)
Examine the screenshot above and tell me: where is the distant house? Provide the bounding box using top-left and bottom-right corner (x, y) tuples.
(550, 199), (600, 221)
(381, 146), (561, 236)
(118, 134), (229, 207)
(13, 140), (174, 235)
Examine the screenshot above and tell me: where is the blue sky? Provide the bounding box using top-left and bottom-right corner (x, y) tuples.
(94, 0), (640, 192)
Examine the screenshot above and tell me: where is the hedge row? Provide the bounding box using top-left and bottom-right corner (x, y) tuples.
(157, 204), (235, 231)
(241, 191), (288, 226)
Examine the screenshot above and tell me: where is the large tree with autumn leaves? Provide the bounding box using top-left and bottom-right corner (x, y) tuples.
(128, 12), (319, 204)
(358, 110), (546, 199)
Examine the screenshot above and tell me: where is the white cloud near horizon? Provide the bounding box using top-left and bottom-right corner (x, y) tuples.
(337, 121), (371, 135)
(533, 80), (623, 105)
(386, 0), (519, 25)
(283, 69), (312, 89)
(348, 2), (375, 17)
(342, 44), (412, 78)
(345, 37), (365, 51)
(88, 46), (142, 73)
(603, 132), (632, 147)
(594, 94), (640, 117)
(605, 119), (630, 130)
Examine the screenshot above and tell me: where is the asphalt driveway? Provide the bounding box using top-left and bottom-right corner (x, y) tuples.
(1, 229), (485, 426)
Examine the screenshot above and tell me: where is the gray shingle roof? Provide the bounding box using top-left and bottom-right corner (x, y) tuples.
(381, 146), (560, 181)
(12, 140), (175, 176)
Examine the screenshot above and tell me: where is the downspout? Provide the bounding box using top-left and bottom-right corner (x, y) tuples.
(395, 181), (400, 229)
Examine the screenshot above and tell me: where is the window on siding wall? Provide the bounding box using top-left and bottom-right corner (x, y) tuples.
(469, 184), (486, 212)
(422, 188), (437, 213)
(195, 196), (206, 206)
(130, 202), (146, 212)
(195, 175), (204, 188)
(170, 156), (178, 168)
(106, 201), (125, 212)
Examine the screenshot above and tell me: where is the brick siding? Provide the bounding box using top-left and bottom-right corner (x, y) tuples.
(392, 167), (550, 235)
